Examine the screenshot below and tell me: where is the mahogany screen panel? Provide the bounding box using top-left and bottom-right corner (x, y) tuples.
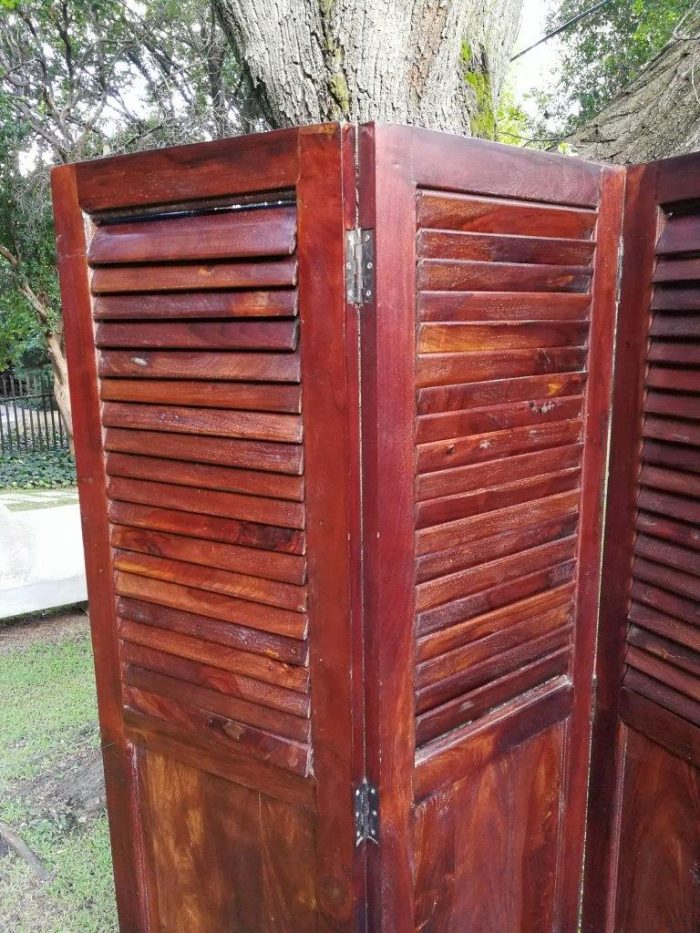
(586, 155), (700, 933)
(359, 125), (623, 932)
(53, 126), (360, 932)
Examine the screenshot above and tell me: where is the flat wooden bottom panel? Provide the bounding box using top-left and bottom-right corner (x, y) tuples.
(413, 722), (565, 932)
(614, 726), (700, 933)
(138, 749), (318, 932)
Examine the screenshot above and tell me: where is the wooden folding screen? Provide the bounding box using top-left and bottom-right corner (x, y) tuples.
(51, 124), (698, 932)
(584, 154), (700, 933)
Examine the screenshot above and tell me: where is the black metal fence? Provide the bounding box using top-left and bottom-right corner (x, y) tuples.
(0, 370), (68, 453)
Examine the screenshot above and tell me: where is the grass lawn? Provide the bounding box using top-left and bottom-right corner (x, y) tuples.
(0, 617), (118, 932)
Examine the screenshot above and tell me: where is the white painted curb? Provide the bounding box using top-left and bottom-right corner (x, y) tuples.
(0, 502), (87, 618)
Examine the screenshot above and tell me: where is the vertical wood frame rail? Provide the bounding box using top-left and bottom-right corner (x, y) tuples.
(53, 125), (363, 932)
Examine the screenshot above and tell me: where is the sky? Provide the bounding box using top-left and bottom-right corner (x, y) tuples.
(510, 0), (564, 118)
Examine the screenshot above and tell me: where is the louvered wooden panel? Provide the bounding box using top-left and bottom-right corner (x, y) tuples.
(413, 188), (596, 750)
(86, 200), (313, 778)
(621, 206), (700, 738)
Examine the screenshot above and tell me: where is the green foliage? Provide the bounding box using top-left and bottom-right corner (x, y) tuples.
(0, 447), (76, 489)
(0, 632), (116, 931)
(543, 0), (694, 135)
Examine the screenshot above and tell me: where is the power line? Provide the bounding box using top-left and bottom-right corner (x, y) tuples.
(511, 0), (618, 61)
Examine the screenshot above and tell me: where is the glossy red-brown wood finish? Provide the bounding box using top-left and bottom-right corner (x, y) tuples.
(358, 125), (622, 932)
(54, 125), (361, 932)
(586, 154), (700, 932)
(54, 124), (700, 932)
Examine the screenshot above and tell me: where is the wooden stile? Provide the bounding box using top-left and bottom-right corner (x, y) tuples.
(52, 124), (699, 932)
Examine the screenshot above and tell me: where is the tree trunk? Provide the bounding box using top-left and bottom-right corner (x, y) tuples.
(571, 8), (700, 164)
(46, 328), (74, 454)
(214, 0), (523, 136)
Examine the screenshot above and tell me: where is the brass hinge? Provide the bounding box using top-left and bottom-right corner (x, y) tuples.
(354, 778), (379, 846)
(345, 228), (375, 306)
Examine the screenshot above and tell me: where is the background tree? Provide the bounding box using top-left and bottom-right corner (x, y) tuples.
(0, 0), (256, 442)
(213, 0), (523, 136)
(536, 0), (699, 162)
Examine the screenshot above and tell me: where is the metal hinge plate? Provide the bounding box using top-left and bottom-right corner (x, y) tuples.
(354, 778), (379, 846)
(345, 228), (374, 306)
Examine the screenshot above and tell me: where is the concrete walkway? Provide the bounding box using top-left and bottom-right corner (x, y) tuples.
(0, 486), (87, 619)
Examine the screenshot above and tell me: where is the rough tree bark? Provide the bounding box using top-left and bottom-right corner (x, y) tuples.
(572, 6), (700, 164)
(214, 0), (523, 136)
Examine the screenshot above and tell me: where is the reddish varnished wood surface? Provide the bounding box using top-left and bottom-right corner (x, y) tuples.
(54, 124), (699, 932)
(586, 155), (700, 932)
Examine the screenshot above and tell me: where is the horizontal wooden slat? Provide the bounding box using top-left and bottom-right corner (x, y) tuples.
(417, 605), (572, 691)
(628, 601), (700, 654)
(415, 513), (578, 585)
(115, 573), (307, 640)
(635, 511), (700, 553)
(99, 349), (301, 383)
(91, 258), (296, 293)
(120, 638), (308, 716)
(656, 212), (700, 255)
(118, 597), (307, 664)
(417, 419), (583, 474)
(416, 490), (581, 557)
(651, 285), (700, 312)
(417, 322), (588, 353)
(633, 557), (700, 602)
(416, 625), (573, 713)
(637, 487), (700, 525)
(653, 257), (700, 283)
(88, 205), (296, 264)
(102, 402), (302, 444)
(104, 428), (303, 475)
(417, 229), (595, 265)
(114, 550), (307, 613)
(95, 319), (298, 351)
(109, 500), (306, 559)
(626, 645), (700, 702)
(623, 668), (700, 727)
(416, 469), (580, 530)
(649, 315), (700, 339)
(417, 444), (583, 502)
(415, 561), (577, 638)
(111, 526), (307, 587)
(646, 364), (700, 394)
(416, 396), (584, 444)
(647, 341), (700, 366)
(619, 689), (700, 771)
(639, 463), (700, 499)
(125, 665), (309, 743)
(93, 290), (297, 320)
(416, 347), (587, 388)
(100, 379), (302, 413)
(106, 452), (304, 502)
(415, 647), (570, 747)
(627, 626), (700, 678)
(418, 259), (592, 293)
(634, 534), (700, 577)
(417, 372), (587, 415)
(417, 584), (576, 662)
(631, 579), (699, 628)
(418, 290), (591, 322)
(643, 415), (700, 447)
(108, 476), (304, 530)
(416, 191), (597, 239)
(642, 439), (700, 474)
(119, 619), (308, 693)
(125, 686), (309, 774)
(644, 390), (700, 420)
(416, 536), (577, 614)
